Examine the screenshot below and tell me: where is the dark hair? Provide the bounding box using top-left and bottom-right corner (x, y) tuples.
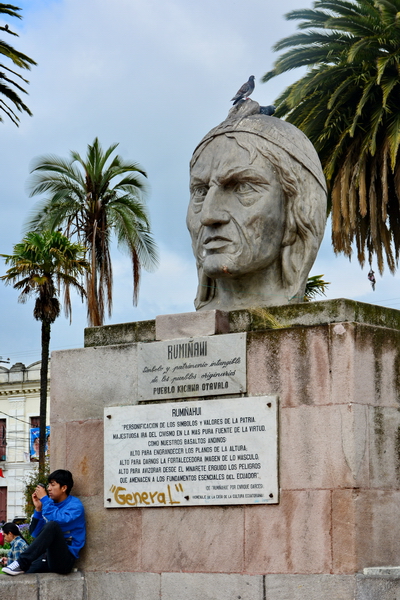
(48, 469), (74, 495)
(3, 523), (23, 538)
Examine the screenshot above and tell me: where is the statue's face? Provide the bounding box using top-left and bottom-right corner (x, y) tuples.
(187, 135), (286, 279)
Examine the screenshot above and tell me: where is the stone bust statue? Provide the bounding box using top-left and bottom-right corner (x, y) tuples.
(187, 101), (327, 311)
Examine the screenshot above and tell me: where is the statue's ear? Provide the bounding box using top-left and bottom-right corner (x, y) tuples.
(281, 198), (313, 302)
(281, 237), (308, 302)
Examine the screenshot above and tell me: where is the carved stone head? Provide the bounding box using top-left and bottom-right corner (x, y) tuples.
(187, 102), (327, 311)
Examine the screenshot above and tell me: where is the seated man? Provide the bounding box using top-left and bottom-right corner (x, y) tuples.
(3, 469), (86, 575)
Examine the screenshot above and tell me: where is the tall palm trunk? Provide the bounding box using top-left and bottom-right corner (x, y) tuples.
(1, 232), (90, 472)
(39, 320), (50, 471)
(89, 220), (100, 326)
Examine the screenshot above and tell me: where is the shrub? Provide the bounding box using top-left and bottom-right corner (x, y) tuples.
(23, 462), (49, 520)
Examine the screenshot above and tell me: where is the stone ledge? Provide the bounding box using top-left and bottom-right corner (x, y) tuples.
(229, 298), (400, 333)
(0, 571), (85, 600)
(84, 319), (155, 347)
(363, 566), (400, 576)
(83, 299), (400, 349)
(356, 572), (400, 600)
(3, 571), (400, 600)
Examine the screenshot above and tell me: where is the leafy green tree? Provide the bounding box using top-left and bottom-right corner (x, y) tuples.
(1, 231), (89, 469)
(0, 3), (36, 125)
(263, 0), (400, 275)
(26, 137), (159, 326)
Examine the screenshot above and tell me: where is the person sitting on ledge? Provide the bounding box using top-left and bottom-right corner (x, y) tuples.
(1, 523), (28, 567)
(3, 469), (86, 576)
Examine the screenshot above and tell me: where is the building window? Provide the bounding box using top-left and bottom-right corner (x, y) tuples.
(30, 417), (40, 462)
(30, 416), (40, 428)
(0, 420), (6, 462)
(0, 487), (6, 522)
(29, 418), (50, 461)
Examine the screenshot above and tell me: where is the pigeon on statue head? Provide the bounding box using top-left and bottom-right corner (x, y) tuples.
(260, 105), (276, 116)
(231, 75), (255, 105)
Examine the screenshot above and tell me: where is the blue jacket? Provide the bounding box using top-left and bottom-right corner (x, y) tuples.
(31, 494), (86, 559)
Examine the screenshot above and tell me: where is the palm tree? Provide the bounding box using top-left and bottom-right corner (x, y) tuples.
(0, 3), (36, 125)
(1, 231), (89, 469)
(26, 137), (159, 326)
(304, 274), (330, 301)
(263, 0), (400, 275)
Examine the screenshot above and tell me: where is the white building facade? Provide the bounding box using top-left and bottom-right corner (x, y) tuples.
(0, 361), (49, 521)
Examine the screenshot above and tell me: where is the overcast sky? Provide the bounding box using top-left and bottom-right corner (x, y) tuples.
(1, 0), (400, 368)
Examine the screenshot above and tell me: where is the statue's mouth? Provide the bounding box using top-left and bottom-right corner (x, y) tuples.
(203, 235), (231, 246)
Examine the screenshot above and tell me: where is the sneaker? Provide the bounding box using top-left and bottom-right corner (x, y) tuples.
(3, 560), (25, 575)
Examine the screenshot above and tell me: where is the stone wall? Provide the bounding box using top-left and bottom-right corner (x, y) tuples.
(47, 299), (400, 598)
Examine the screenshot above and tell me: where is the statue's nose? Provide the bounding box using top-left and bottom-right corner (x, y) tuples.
(200, 186), (230, 226)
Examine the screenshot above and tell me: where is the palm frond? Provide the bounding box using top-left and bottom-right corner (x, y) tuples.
(304, 274), (331, 301)
(263, 0), (400, 274)
(0, 5), (36, 125)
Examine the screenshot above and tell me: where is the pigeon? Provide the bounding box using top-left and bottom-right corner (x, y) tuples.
(260, 105), (276, 116)
(231, 75), (255, 105)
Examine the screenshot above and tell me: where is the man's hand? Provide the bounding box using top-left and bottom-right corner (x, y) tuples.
(35, 484), (47, 499)
(32, 484), (47, 511)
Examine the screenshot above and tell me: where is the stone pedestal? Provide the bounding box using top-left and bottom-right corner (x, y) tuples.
(50, 299), (400, 599)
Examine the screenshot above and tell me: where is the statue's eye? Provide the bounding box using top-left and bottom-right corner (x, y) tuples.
(191, 185), (209, 212)
(192, 185), (208, 199)
(230, 180), (262, 206)
(232, 182), (254, 194)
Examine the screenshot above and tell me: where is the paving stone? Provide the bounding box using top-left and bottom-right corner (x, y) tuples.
(38, 571), (85, 600)
(0, 575), (37, 600)
(264, 574), (355, 600)
(356, 573), (400, 600)
(85, 571), (160, 600)
(161, 572), (263, 600)
(0, 572), (84, 600)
